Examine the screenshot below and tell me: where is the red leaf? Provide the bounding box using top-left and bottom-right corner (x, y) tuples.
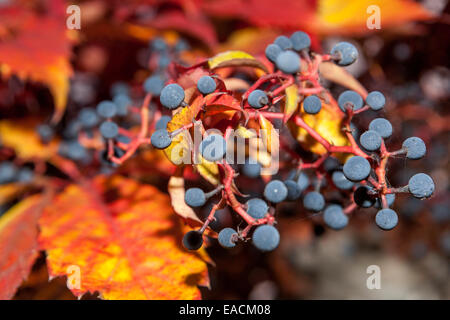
(0, 195), (45, 299)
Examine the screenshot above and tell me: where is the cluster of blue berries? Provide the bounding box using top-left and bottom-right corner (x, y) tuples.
(0, 161), (34, 185)
(181, 31), (435, 253)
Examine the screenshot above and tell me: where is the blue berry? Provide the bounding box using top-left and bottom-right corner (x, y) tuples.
(265, 44), (282, 63)
(290, 31), (311, 51)
(246, 198), (269, 219)
(158, 55), (171, 69)
(284, 180), (302, 201)
(343, 156), (371, 182)
(160, 84), (185, 109)
(338, 90), (364, 112)
(155, 115), (172, 130)
(218, 228), (238, 248)
(264, 180), (288, 203)
(274, 36), (292, 50)
(185, 188), (206, 208)
(199, 134), (227, 162)
(151, 129), (172, 149)
(331, 42), (358, 66)
(110, 82), (130, 97)
(408, 173), (435, 199)
(0, 162), (17, 184)
(402, 137), (426, 160)
(242, 158), (261, 178)
(97, 101), (117, 118)
(296, 172), (310, 192)
(332, 171), (354, 190)
(252, 225), (280, 252)
(276, 51), (300, 74)
(182, 230), (203, 250)
(78, 108), (99, 129)
(113, 94), (131, 116)
(174, 39), (189, 52)
(288, 170), (310, 191)
(303, 191), (325, 212)
(375, 193), (396, 209)
(151, 37), (168, 52)
(100, 121), (119, 139)
(366, 91), (385, 110)
(63, 120), (81, 139)
(248, 90), (268, 109)
(197, 76), (216, 95)
(17, 167), (34, 183)
(144, 75), (165, 96)
(323, 205), (348, 230)
(375, 208), (398, 230)
(303, 95), (322, 114)
(369, 118), (393, 139)
(64, 141), (88, 161)
(354, 186), (375, 208)
(36, 124), (54, 144)
(360, 130), (382, 151)
(323, 157), (341, 172)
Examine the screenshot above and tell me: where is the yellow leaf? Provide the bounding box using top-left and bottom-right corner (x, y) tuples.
(283, 84), (300, 122)
(235, 124), (257, 139)
(258, 114), (279, 154)
(208, 50), (268, 73)
(0, 183), (28, 206)
(195, 154), (220, 186)
(0, 120), (59, 160)
(290, 102), (349, 156)
(164, 95), (204, 165)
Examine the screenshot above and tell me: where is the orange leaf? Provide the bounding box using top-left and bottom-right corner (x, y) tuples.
(0, 195), (45, 300)
(313, 0), (432, 35)
(38, 176), (210, 299)
(0, 1), (75, 122)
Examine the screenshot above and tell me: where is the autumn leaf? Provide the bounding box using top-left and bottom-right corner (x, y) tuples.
(313, 0), (432, 35)
(0, 195), (45, 300)
(168, 173), (203, 227)
(289, 101), (349, 156)
(0, 183), (28, 206)
(319, 62), (367, 98)
(38, 176), (210, 300)
(208, 51), (268, 74)
(147, 10), (217, 48)
(283, 84), (300, 122)
(195, 154), (220, 186)
(0, 119), (59, 160)
(201, 0), (431, 36)
(258, 114), (279, 154)
(165, 95), (204, 165)
(0, 0), (75, 122)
